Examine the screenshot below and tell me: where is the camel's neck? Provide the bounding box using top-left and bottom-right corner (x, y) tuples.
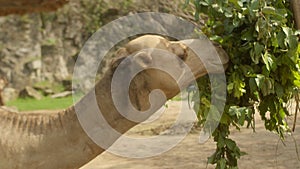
(55, 69), (148, 168)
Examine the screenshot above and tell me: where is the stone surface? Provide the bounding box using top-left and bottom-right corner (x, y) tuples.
(44, 89), (55, 95)
(51, 91), (73, 98)
(2, 88), (18, 103)
(19, 86), (42, 100)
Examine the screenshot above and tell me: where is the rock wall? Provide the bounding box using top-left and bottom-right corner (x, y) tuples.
(0, 0), (197, 102)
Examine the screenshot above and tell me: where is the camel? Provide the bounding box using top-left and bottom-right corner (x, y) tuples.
(0, 35), (228, 169)
(0, 1), (298, 168)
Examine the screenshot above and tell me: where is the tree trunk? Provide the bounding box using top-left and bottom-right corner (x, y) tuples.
(291, 0), (300, 29)
(0, 0), (68, 16)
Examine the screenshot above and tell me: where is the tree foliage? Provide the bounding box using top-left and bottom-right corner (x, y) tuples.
(185, 0), (300, 168)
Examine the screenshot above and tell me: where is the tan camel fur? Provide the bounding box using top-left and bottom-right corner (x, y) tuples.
(0, 35), (228, 169)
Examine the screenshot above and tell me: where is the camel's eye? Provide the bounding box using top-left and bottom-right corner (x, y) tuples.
(177, 50), (188, 61)
(178, 54), (185, 60)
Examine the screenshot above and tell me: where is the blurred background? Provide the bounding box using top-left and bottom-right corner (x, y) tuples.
(0, 0), (198, 111)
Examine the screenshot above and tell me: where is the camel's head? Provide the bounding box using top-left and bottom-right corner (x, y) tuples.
(110, 35), (229, 112)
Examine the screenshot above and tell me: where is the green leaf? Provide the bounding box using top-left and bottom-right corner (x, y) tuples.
(183, 0), (190, 8)
(241, 27), (255, 41)
(292, 71), (300, 88)
(194, 0), (201, 21)
(229, 0), (243, 9)
(262, 6), (276, 15)
(255, 74), (274, 96)
(258, 99), (268, 117)
(225, 139), (237, 150)
(217, 134), (226, 147)
(210, 35), (223, 43)
(262, 51), (271, 71)
(227, 82), (234, 93)
(250, 0), (260, 11)
(207, 152), (217, 164)
(240, 65), (255, 77)
(220, 113), (230, 124)
(292, 70), (300, 81)
(271, 33), (279, 47)
(279, 108), (286, 119)
(201, 97), (211, 107)
(251, 42), (264, 64)
(249, 78), (258, 93)
(238, 109), (246, 126)
(273, 9), (288, 22)
(282, 27), (298, 49)
(220, 158), (226, 169)
(228, 106), (238, 116)
(254, 42), (264, 57)
(262, 51), (276, 71)
(277, 30), (286, 48)
(274, 82), (284, 98)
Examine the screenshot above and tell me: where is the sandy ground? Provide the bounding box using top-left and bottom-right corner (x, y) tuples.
(80, 101), (300, 169)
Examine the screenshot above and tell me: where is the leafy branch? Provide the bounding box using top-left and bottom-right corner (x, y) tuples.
(186, 0), (300, 168)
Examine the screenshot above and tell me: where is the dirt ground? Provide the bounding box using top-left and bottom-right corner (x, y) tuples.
(80, 101), (300, 169)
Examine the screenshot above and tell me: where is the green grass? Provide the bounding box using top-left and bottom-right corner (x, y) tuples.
(6, 96), (74, 111)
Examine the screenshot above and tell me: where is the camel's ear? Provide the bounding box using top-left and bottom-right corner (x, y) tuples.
(132, 52), (152, 68)
(114, 47), (129, 57)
